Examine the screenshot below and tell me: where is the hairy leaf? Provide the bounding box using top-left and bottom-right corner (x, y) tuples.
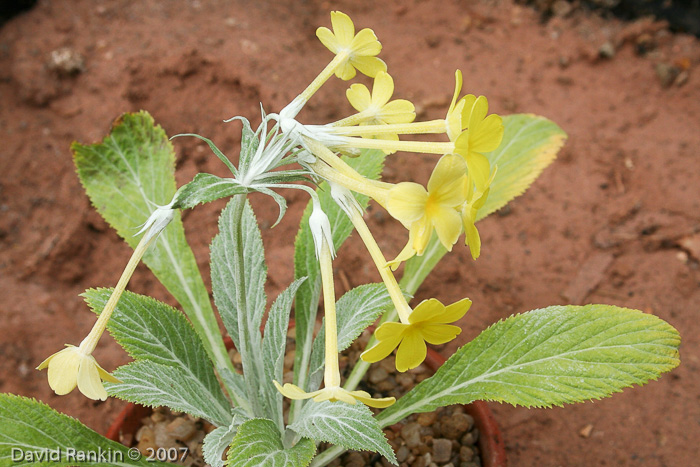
(226, 419), (315, 467)
(377, 305), (680, 427)
(72, 111), (231, 380)
(0, 394), (172, 467)
(290, 401), (397, 465)
(83, 289), (232, 427)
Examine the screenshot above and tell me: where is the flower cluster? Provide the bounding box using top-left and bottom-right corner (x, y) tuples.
(273, 11), (503, 406)
(38, 11), (503, 409)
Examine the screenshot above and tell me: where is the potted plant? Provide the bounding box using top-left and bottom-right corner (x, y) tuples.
(0, 11), (680, 467)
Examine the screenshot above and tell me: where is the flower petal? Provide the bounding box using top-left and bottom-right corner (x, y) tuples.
(346, 83), (372, 112)
(351, 56), (387, 78)
(316, 27), (339, 53)
(395, 329), (427, 372)
(351, 28), (382, 56)
(350, 390), (396, 408)
(387, 182), (428, 225)
(77, 356), (108, 401)
(409, 298), (445, 324)
(335, 61), (358, 80)
(330, 11), (355, 46)
(420, 323), (462, 345)
(465, 152), (491, 192)
(361, 332), (404, 363)
(468, 96), (489, 130)
(380, 99), (416, 124)
(273, 381), (322, 400)
(46, 347), (80, 396)
(471, 114), (504, 153)
(448, 70), (464, 117)
(387, 240), (416, 270)
(371, 71), (394, 107)
(439, 297), (473, 323)
(431, 206), (463, 251)
(427, 154), (467, 201)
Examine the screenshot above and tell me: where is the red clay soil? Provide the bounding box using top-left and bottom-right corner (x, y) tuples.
(1, 1), (698, 465)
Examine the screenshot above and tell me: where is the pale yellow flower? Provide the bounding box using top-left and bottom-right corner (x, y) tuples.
(361, 298), (472, 372)
(462, 167), (497, 260)
(453, 95), (503, 191)
(36, 345), (120, 401)
(346, 71), (416, 126)
(274, 381), (395, 408)
(316, 11), (387, 80)
(386, 154), (467, 266)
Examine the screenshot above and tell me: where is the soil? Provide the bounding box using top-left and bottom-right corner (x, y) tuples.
(1, 1), (698, 466)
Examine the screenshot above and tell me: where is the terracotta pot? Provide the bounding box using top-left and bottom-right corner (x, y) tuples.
(107, 345), (507, 466)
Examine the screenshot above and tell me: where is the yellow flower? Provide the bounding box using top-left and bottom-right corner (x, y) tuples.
(462, 167), (497, 260)
(361, 298), (472, 372)
(316, 11), (387, 80)
(36, 345), (120, 401)
(445, 70), (467, 141)
(453, 95), (503, 191)
(343, 71), (415, 154)
(386, 154), (467, 265)
(273, 381), (395, 408)
(346, 71), (416, 126)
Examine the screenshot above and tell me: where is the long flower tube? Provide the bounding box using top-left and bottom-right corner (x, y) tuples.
(275, 209), (395, 408)
(37, 207), (174, 400)
(281, 11), (385, 121)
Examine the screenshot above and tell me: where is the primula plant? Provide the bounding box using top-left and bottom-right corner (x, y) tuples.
(0, 11), (680, 467)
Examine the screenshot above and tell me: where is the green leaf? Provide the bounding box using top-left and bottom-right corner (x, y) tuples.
(290, 401), (397, 465)
(307, 284), (397, 391)
(399, 114), (566, 295)
(377, 305), (681, 427)
(226, 419), (315, 467)
(108, 360), (230, 427)
(293, 150), (386, 400)
(83, 289), (232, 427)
(173, 173), (248, 210)
(261, 278), (306, 428)
(0, 394), (172, 467)
(479, 113), (566, 220)
(72, 111), (232, 386)
(211, 198), (267, 351)
(203, 410), (249, 467)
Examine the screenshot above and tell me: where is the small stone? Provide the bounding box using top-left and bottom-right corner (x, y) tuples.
(396, 445), (410, 463)
(166, 417), (196, 441)
(345, 451), (365, 467)
(369, 366), (389, 384)
(598, 41), (615, 59)
(579, 424), (594, 438)
(396, 372), (414, 389)
(432, 438), (453, 463)
(441, 413), (474, 440)
(416, 412), (438, 427)
(552, 0), (572, 17)
(461, 428), (479, 446)
(47, 47), (85, 75)
(655, 63), (680, 88)
(460, 445), (475, 461)
(401, 422), (422, 448)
